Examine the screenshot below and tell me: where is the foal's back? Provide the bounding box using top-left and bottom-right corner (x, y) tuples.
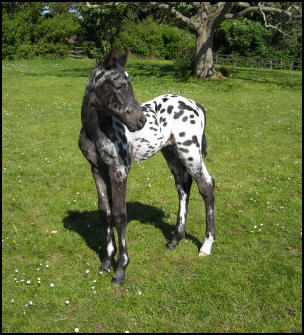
(129, 94), (206, 163)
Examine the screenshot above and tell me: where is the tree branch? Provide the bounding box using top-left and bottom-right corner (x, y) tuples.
(233, 2), (250, 9)
(257, 2), (292, 37)
(190, 2), (201, 10)
(225, 2), (301, 19)
(147, 2), (199, 32)
(85, 2), (123, 9)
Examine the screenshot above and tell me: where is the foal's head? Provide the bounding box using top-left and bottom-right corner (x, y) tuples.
(93, 49), (146, 132)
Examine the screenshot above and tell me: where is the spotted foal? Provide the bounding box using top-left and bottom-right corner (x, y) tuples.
(78, 49), (215, 286)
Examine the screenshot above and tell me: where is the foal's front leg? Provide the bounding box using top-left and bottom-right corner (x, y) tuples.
(109, 166), (130, 286)
(91, 165), (117, 272)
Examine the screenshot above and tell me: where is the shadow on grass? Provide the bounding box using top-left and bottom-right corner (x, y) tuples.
(230, 67), (302, 89)
(17, 56), (302, 89)
(127, 62), (174, 78)
(62, 201), (201, 265)
(23, 67), (95, 78)
(23, 61), (175, 79)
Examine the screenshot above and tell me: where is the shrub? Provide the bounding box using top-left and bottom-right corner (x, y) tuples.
(2, 44), (17, 60)
(16, 44), (36, 59)
(214, 17), (301, 64)
(214, 18), (271, 57)
(114, 17), (195, 60)
(77, 3), (127, 62)
(82, 41), (96, 58)
(173, 56), (195, 79)
(83, 40), (111, 65)
(217, 66), (231, 77)
(35, 41), (70, 58)
(2, 5), (80, 60)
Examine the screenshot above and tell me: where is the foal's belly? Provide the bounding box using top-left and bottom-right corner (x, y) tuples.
(130, 122), (170, 162)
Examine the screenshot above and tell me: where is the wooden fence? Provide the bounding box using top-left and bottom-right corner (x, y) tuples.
(70, 45), (87, 59)
(214, 53), (302, 71)
(68, 45), (302, 71)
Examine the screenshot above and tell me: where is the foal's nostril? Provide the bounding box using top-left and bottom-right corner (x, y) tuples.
(138, 115), (147, 127)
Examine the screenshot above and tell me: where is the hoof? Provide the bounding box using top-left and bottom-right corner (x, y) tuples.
(166, 239), (179, 250)
(100, 264), (111, 273)
(198, 250), (209, 257)
(112, 267), (125, 286)
(111, 277), (124, 287)
(166, 242), (176, 250)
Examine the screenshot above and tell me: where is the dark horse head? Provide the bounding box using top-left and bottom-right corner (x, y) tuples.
(84, 49), (147, 132)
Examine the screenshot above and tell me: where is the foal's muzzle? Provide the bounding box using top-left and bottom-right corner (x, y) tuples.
(136, 114), (147, 130)
(126, 112), (147, 132)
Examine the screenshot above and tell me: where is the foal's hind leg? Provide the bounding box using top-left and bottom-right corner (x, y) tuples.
(192, 160), (216, 256)
(162, 147), (193, 249)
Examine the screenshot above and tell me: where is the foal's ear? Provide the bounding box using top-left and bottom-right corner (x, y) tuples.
(103, 48), (118, 69)
(117, 51), (130, 68)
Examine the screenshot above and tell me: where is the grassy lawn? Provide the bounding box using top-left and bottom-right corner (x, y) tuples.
(2, 56), (302, 333)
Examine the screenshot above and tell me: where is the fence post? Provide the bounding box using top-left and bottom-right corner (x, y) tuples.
(290, 61), (293, 70)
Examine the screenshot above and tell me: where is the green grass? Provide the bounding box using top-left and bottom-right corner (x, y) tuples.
(2, 56), (302, 333)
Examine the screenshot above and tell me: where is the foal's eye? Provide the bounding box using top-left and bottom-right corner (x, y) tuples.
(113, 84), (123, 91)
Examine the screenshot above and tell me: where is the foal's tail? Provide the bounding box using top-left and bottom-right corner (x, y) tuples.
(202, 133), (207, 158)
(196, 101), (207, 158)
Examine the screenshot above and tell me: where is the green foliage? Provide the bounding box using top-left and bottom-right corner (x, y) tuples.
(15, 44), (37, 59)
(173, 56), (195, 79)
(2, 2), (301, 65)
(76, 3), (128, 62)
(114, 17), (195, 59)
(214, 18), (271, 57)
(2, 2), (80, 59)
(82, 41), (110, 65)
(115, 17), (163, 57)
(2, 2), (44, 59)
(217, 66), (231, 77)
(214, 17), (301, 61)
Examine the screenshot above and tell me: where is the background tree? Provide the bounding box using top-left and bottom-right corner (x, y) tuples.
(85, 2), (302, 78)
(3, 1), (301, 70)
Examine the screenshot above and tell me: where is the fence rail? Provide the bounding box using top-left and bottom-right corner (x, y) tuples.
(214, 53), (302, 71)
(69, 44), (87, 59)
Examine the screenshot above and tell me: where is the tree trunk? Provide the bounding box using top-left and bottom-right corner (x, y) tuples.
(194, 26), (215, 79)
